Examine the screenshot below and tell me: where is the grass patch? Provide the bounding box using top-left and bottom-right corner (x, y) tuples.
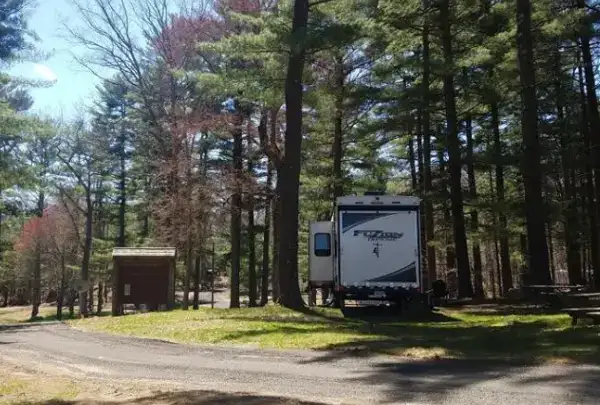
(0, 362), (325, 405)
(0, 373), (80, 404)
(0, 305), (81, 324)
(68, 304), (600, 363)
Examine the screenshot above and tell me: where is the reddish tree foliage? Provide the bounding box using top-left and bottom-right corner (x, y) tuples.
(152, 14), (221, 70)
(14, 205), (79, 255)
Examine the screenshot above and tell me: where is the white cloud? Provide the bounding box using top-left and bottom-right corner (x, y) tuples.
(32, 63), (58, 82)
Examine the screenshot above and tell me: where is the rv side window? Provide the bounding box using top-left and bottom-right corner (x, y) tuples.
(314, 233), (331, 257)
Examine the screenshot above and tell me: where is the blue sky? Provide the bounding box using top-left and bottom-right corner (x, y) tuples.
(11, 0), (104, 119)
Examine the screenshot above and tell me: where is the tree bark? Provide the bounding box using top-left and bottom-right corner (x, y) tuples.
(276, 0), (309, 309)
(577, 0), (600, 289)
(117, 125), (127, 248)
(408, 137), (417, 190)
(57, 252), (66, 320)
(88, 282), (94, 315)
(440, 0), (473, 297)
(247, 164), (257, 307)
(421, 3), (436, 285)
(31, 189), (45, 319)
(97, 281), (103, 314)
(465, 118), (484, 298)
(259, 114), (273, 307)
(439, 145), (456, 272)
(79, 191), (93, 317)
(193, 254), (201, 309)
(577, 58), (599, 288)
(415, 118), (427, 288)
(516, 0), (552, 285)
(230, 110), (243, 309)
(332, 54), (344, 200)
(261, 160), (272, 306)
(555, 46), (582, 284)
(271, 179), (280, 303)
(491, 97), (513, 295)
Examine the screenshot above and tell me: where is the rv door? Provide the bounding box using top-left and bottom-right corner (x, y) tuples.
(308, 221), (334, 288)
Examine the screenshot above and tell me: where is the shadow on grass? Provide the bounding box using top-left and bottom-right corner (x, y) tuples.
(453, 303), (564, 316)
(215, 311), (600, 365)
(14, 390), (320, 405)
(26, 310), (112, 323)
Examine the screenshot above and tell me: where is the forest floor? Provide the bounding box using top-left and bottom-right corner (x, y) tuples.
(2, 303), (597, 364)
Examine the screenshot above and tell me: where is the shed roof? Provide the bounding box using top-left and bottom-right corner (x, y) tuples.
(112, 247), (177, 258)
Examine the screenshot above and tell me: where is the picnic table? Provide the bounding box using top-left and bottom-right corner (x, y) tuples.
(523, 285), (586, 293)
(521, 285), (587, 308)
(562, 307), (600, 326)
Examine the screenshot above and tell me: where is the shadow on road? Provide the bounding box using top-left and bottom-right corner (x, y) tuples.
(13, 390), (322, 405)
(347, 357), (600, 404)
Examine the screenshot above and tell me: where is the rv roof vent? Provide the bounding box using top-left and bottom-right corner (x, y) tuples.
(364, 191), (384, 196)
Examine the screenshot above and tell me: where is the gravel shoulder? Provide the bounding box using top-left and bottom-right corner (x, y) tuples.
(1, 322), (600, 405)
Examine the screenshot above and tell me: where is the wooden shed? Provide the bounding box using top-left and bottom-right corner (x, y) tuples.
(111, 247), (177, 316)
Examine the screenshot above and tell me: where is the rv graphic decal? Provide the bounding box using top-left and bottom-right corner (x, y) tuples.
(365, 261), (417, 283)
(353, 230), (404, 241)
(372, 242), (381, 258)
(341, 213), (396, 233)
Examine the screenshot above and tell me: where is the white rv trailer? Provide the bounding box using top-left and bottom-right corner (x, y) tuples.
(308, 194), (426, 307)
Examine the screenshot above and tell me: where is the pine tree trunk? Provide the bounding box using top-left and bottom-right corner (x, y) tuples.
(272, 172), (281, 303)
(547, 222), (556, 282)
(577, 1), (600, 289)
(141, 177), (150, 239)
(555, 46), (582, 284)
(261, 174), (271, 306)
(408, 137), (417, 190)
(277, 0), (309, 309)
(247, 187), (257, 307)
(118, 126), (127, 248)
(193, 255), (201, 309)
(79, 192), (93, 317)
(489, 168), (501, 299)
(516, 0), (551, 285)
(97, 281), (103, 314)
(31, 246), (41, 318)
(416, 116), (427, 287)
(332, 55), (344, 200)
(88, 282), (94, 314)
(490, 97), (512, 294)
(578, 60), (599, 287)
(230, 110), (243, 309)
(440, 0), (473, 297)
(421, 4), (436, 284)
(69, 289), (75, 317)
(439, 146), (456, 273)
(465, 118), (484, 298)
(260, 127), (273, 306)
(57, 252), (66, 320)
(31, 190), (44, 319)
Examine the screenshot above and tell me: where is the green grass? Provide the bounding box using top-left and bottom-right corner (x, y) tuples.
(0, 305), (66, 324)
(3, 303), (598, 363)
(65, 304), (600, 363)
(0, 373), (80, 405)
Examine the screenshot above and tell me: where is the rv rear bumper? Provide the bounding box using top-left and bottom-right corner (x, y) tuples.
(338, 285), (422, 301)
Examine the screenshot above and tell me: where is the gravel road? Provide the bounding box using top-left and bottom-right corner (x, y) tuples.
(1, 322), (599, 405)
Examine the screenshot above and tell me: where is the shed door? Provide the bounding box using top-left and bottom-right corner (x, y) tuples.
(120, 259), (170, 304)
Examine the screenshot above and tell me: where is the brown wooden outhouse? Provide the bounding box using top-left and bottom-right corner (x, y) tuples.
(111, 247), (176, 316)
